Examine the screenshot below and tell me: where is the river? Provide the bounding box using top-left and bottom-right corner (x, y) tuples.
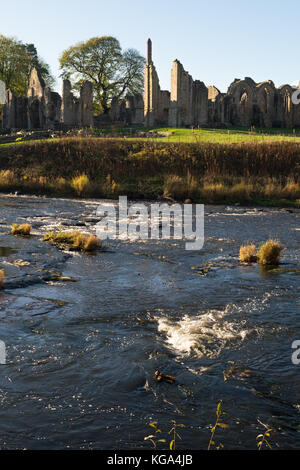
(0, 194), (299, 450)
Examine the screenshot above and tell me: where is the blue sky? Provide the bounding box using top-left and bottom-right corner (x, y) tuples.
(1, 0), (299, 94)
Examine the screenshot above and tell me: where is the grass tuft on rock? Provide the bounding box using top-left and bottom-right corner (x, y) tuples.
(239, 244), (257, 263)
(11, 224), (31, 236)
(43, 231), (100, 252)
(257, 240), (283, 265)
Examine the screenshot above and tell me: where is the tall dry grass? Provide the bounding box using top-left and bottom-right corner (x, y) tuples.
(163, 172), (198, 201)
(71, 174), (91, 196)
(0, 137), (299, 204)
(240, 244), (257, 263)
(43, 231), (100, 252)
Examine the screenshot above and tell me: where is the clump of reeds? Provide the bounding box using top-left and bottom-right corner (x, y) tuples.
(11, 224), (31, 236)
(239, 244), (257, 263)
(0, 269), (4, 289)
(201, 183), (227, 203)
(163, 173), (198, 201)
(43, 231), (100, 252)
(71, 174), (90, 196)
(0, 169), (16, 187)
(257, 240), (283, 265)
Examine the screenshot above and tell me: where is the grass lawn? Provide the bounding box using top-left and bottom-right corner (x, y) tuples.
(2, 126), (300, 147)
(136, 127), (300, 143)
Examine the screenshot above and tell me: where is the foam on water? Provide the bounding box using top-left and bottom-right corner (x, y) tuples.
(157, 309), (255, 358)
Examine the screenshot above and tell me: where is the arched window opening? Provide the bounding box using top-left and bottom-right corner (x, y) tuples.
(263, 88), (268, 114)
(284, 91), (291, 114)
(240, 89), (248, 104)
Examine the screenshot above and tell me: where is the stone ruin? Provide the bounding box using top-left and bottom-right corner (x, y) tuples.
(2, 40), (300, 130)
(2, 68), (95, 130)
(1, 67), (144, 131)
(109, 94), (144, 125)
(144, 39), (300, 129)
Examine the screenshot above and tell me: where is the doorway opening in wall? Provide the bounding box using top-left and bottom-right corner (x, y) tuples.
(28, 99), (40, 128)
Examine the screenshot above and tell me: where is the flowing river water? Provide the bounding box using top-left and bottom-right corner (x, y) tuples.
(0, 194), (299, 450)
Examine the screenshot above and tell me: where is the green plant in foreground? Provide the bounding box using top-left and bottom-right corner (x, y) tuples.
(11, 223), (31, 236)
(143, 405), (277, 450)
(208, 402), (228, 450)
(257, 240), (283, 265)
(256, 420), (275, 450)
(169, 420), (185, 450)
(144, 421), (166, 449)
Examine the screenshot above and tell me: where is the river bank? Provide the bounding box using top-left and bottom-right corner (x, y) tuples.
(0, 137), (299, 207)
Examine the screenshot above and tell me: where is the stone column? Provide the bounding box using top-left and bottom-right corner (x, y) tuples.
(80, 81), (94, 127)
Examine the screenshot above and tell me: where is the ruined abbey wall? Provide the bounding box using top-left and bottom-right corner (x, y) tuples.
(144, 39), (300, 129)
(144, 39), (170, 126)
(207, 78), (300, 129)
(2, 67), (144, 130)
(168, 60), (208, 127)
(62, 79), (80, 126)
(2, 39), (300, 130)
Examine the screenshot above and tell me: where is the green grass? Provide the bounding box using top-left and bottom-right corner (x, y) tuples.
(137, 127), (300, 144)
(2, 126), (300, 147)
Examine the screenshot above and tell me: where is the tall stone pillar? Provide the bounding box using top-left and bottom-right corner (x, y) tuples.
(144, 39), (160, 126)
(4, 90), (16, 128)
(147, 38), (152, 65)
(80, 81), (94, 127)
(62, 80), (74, 125)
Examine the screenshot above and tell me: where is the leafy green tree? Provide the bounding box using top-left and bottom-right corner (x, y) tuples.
(0, 35), (55, 97)
(59, 36), (145, 114)
(0, 35), (31, 96)
(25, 43), (55, 88)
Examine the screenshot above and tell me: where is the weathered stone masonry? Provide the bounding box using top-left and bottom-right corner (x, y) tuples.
(2, 67), (143, 130)
(168, 59), (208, 127)
(144, 39), (170, 126)
(2, 69), (97, 130)
(144, 39), (300, 129)
(2, 40), (300, 130)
